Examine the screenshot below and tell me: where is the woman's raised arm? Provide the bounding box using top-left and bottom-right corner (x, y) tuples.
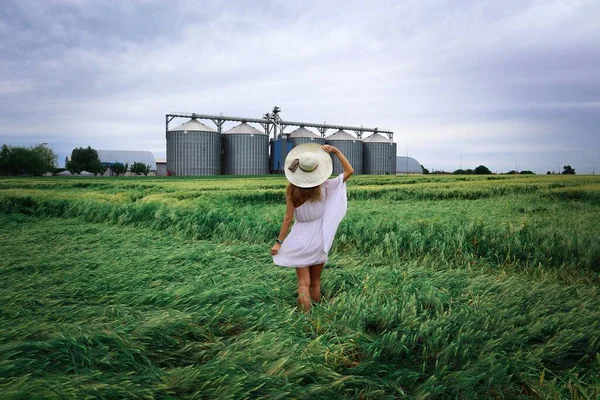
(322, 145), (354, 182)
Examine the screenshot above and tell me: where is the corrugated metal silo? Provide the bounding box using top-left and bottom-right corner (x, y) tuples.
(222, 122), (269, 175)
(167, 118), (220, 176)
(289, 127), (325, 146)
(325, 130), (363, 175)
(363, 133), (397, 175)
(270, 137), (293, 173)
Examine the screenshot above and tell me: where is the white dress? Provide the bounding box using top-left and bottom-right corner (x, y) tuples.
(273, 173), (348, 268)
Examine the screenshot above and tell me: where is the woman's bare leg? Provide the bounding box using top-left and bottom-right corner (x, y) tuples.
(309, 263), (324, 303)
(296, 267), (311, 311)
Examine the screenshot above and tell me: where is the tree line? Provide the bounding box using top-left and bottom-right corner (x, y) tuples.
(66, 146), (151, 176)
(0, 144), (57, 176)
(0, 144), (151, 176)
(421, 164), (577, 175)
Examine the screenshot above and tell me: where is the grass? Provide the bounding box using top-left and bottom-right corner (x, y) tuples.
(1, 174), (599, 399)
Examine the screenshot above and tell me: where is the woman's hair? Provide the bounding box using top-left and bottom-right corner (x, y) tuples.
(287, 183), (322, 207)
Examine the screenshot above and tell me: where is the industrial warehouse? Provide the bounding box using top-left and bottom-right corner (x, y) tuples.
(165, 107), (412, 177)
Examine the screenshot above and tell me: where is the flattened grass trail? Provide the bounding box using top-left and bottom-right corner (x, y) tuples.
(1, 174), (599, 399)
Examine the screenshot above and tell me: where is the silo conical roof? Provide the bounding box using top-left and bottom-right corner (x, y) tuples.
(224, 122), (265, 135)
(289, 127), (320, 138)
(325, 129), (360, 141)
(170, 118), (217, 132)
(363, 133), (392, 143)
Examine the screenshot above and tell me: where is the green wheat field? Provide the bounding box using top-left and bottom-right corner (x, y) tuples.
(1, 174), (599, 399)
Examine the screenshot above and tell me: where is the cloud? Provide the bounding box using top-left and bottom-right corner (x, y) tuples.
(0, 80), (35, 95)
(0, 0), (598, 173)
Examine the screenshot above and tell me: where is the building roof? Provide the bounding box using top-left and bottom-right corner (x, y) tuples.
(325, 129), (361, 141)
(97, 150), (157, 170)
(224, 122), (265, 135)
(363, 133), (393, 143)
(289, 127), (320, 138)
(396, 156), (423, 174)
(170, 118), (217, 132)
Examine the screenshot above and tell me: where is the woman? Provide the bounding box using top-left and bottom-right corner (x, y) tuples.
(271, 143), (354, 311)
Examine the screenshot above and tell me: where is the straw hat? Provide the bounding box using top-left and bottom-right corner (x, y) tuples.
(284, 143), (333, 188)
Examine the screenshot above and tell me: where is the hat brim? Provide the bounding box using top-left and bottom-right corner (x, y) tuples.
(284, 143), (333, 188)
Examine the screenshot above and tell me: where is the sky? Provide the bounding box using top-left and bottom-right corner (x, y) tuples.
(1, 0), (599, 173)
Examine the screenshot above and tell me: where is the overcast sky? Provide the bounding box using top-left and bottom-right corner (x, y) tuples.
(1, 0), (599, 173)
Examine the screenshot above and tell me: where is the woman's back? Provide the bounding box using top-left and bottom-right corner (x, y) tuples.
(293, 186), (325, 223)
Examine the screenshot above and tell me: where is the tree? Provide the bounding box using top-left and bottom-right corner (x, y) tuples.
(520, 170), (535, 175)
(67, 146), (103, 175)
(0, 145), (11, 175)
(29, 144), (57, 175)
(33, 144), (57, 171)
(0, 144), (57, 176)
(474, 165), (492, 175)
(113, 162), (128, 176)
(562, 165), (575, 175)
(421, 165), (430, 174)
(130, 162), (150, 176)
(11, 147), (33, 174)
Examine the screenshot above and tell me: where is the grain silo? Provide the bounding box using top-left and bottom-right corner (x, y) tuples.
(325, 130), (363, 175)
(363, 133), (397, 175)
(270, 136), (293, 173)
(288, 127), (325, 146)
(222, 122), (269, 175)
(167, 118), (220, 176)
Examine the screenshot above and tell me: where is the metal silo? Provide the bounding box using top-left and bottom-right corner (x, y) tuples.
(167, 118), (220, 176)
(289, 127), (325, 146)
(223, 122), (269, 175)
(270, 137), (293, 173)
(363, 133), (397, 175)
(325, 130), (363, 175)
